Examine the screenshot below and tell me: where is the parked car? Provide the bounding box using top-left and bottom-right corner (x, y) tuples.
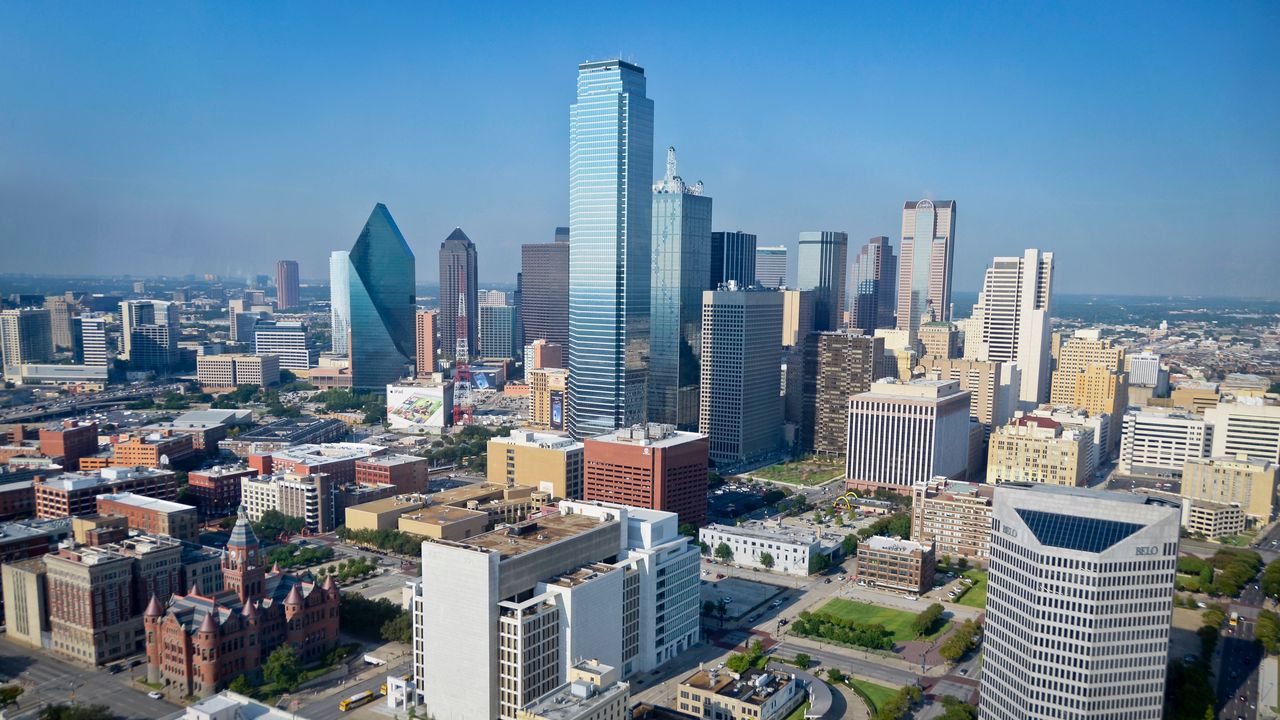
(147, 691), (163, 700)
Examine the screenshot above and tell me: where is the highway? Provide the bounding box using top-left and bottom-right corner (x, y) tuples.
(1218, 616), (1261, 720)
(0, 383), (184, 422)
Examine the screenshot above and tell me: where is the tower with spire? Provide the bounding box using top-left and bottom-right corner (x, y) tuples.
(222, 507), (265, 603)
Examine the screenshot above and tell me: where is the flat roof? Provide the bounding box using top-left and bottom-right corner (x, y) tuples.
(680, 668), (791, 706)
(453, 512), (607, 559)
(703, 521), (817, 546)
(357, 453), (427, 467)
(521, 676), (628, 720)
(272, 443), (381, 465)
(40, 467), (170, 491)
(997, 481), (1182, 508)
(348, 496), (427, 515)
(430, 482), (507, 505)
(589, 424), (705, 449)
(96, 492), (194, 514)
(235, 417), (347, 441)
(400, 504), (488, 526)
(490, 430), (583, 451)
(863, 535), (929, 553)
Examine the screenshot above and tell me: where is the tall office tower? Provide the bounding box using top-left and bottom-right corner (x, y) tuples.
(896, 200), (956, 342)
(755, 245), (788, 288)
(568, 59), (654, 438)
(709, 231), (757, 288)
(120, 301), (178, 371)
(970, 249), (1054, 407)
(347, 203), (415, 390)
(845, 379), (971, 492)
(520, 227), (570, 347)
(849, 236), (897, 333)
(801, 332), (882, 456)
(698, 284), (784, 468)
(329, 250), (351, 355)
(79, 315), (109, 367)
(981, 484), (1178, 720)
(780, 290), (816, 349)
(528, 367), (569, 430)
(1125, 351), (1169, 404)
(584, 423), (708, 526)
(918, 356), (1020, 473)
(478, 305), (517, 360)
(478, 290), (510, 307)
(796, 231), (848, 332)
(1206, 399), (1280, 463)
(275, 260), (300, 310)
(415, 309), (437, 377)
(414, 501), (699, 719)
(1118, 408), (1210, 476)
(0, 309), (54, 368)
(43, 296), (77, 351)
(1049, 331), (1125, 404)
(439, 228), (479, 363)
(525, 339), (563, 370)
(253, 321), (313, 370)
(649, 147), (712, 428)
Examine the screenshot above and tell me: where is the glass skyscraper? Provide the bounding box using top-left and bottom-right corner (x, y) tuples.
(347, 203), (415, 390)
(755, 245), (788, 288)
(850, 236), (897, 332)
(648, 147), (712, 429)
(896, 199), (956, 342)
(329, 250), (351, 355)
(796, 231), (848, 332)
(710, 231), (756, 288)
(568, 59), (654, 439)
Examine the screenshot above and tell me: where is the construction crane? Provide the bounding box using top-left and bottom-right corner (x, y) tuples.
(452, 265), (476, 425)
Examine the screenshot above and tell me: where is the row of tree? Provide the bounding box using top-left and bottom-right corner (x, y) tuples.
(338, 593), (413, 644)
(789, 610), (895, 651)
(938, 619), (980, 662)
(265, 543), (333, 569)
(335, 526), (424, 556)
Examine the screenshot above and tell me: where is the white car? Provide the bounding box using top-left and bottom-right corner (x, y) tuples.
(148, 691), (163, 700)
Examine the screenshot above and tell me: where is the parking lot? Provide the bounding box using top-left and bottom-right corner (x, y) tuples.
(707, 482), (767, 521)
(700, 575), (788, 620)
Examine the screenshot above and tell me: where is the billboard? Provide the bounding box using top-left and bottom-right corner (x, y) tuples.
(386, 383), (451, 431)
(549, 390), (564, 430)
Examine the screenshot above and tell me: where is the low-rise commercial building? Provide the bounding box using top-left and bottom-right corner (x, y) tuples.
(516, 660), (629, 720)
(584, 424), (709, 527)
(1119, 408), (1209, 477)
(345, 495), (427, 532)
(854, 535), (936, 595)
(197, 353), (280, 389)
(698, 522), (830, 576)
(354, 454), (430, 493)
(217, 418), (348, 458)
(38, 420), (98, 471)
(986, 416), (1089, 487)
(240, 472), (336, 533)
(96, 492), (199, 542)
(34, 467), (177, 519)
(1181, 455), (1278, 521)
(910, 477), (994, 563)
(397, 504), (491, 541)
(270, 443), (385, 486)
(0, 479), (35, 519)
(1181, 498), (1245, 538)
(112, 430), (196, 468)
(188, 464), (259, 516)
(488, 429), (585, 499)
(673, 667), (804, 720)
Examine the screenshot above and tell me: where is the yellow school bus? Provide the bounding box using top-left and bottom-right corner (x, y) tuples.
(339, 691), (374, 712)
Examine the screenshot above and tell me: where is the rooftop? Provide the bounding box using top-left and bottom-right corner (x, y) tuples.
(702, 521), (817, 546)
(863, 535), (930, 553)
(191, 464), (256, 478)
(400, 504), (490, 526)
(430, 482), (507, 506)
(520, 671), (629, 720)
(491, 429), (583, 451)
(356, 453), (428, 468)
(348, 495), (427, 515)
(174, 409), (253, 426)
(233, 417), (347, 443)
(861, 378), (966, 401)
(451, 511), (609, 559)
(272, 442), (383, 465)
(0, 517), (71, 543)
(97, 492), (195, 514)
(680, 668), (793, 707)
(38, 466), (171, 491)
(590, 423), (705, 449)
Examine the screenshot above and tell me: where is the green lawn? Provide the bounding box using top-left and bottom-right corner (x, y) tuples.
(847, 678), (899, 714)
(782, 701), (811, 720)
(752, 458), (844, 486)
(816, 598), (949, 641)
(955, 570), (988, 609)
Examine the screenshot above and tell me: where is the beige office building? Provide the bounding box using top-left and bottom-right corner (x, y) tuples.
(919, 322), (960, 360)
(910, 478), (994, 563)
(804, 332), (882, 455)
(674, 667), (804, 720)
(1206, 400), (1280, 464)
(1180, 497), (1245, 539)
(197, 353), (280, 389)
(2, 558), (49, 649)
(517, 660), (630, 720)
(780, 290), (816, 348)
(1181, 455), (1278, 521)
(1049, 333), (1126, 413)
(1168, 382), (1221, 413)
(917, 356), (1019, 471)
(487, 429), (584, 499)
(1053, 363), (1127, 453)
(528, 368), (569, 431)
(398, 504), (490, 541)
(344, 495), (427, 532)
(987, 416), (1089, 487)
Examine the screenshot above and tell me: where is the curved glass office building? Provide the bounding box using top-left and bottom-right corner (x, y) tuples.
(567, 59), (654, 438)
(348, 203), (415, 390)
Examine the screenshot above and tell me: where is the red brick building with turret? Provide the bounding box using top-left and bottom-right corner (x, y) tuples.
(143, 510), (339, 698)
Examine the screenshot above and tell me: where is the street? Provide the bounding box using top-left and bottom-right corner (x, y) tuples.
(0, 638), (179, 720)
(1218, 617), (1261, 720)
(295, 660), (411, 720)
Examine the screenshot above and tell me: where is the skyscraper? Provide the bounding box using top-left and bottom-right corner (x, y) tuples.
(971, 249), (1054, 407)
(328, 250), (351, 356)
(568, 59), (654, 438)
(478, 304), (517, 360)
(347, 203), (415, 390)
(79, 315), (109, 367)
(850, 236), (897, 332)
(699, 284), (784, 468)
(802, 332), (882, 456)
(796, 231), (848, 332)
(649, 147), (712, 429)
(415, 309), (437, 377)
(120, 301), (178, 371)
(981, 484), (1178, 720)
(0, 309), (54, 368)
(520, 227), (570, 347)
(755, 246), (788, 288)
(275, 260), (300, 310)
(710, 231), (757, 288)
(845, 379), (971, 492)
(43, 296), (78, 352)
(896, 200), (956, 341)
(438, 228), (479, 364)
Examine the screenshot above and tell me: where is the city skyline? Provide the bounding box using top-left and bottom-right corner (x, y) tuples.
(2, 4), (1277, 298)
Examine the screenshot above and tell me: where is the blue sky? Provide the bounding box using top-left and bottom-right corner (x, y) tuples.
(1, 2), (1277, 297)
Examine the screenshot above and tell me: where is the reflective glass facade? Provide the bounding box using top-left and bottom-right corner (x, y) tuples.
(348, 203), (415, 390)
(709, 231), (756, 288)
(568, 60), (654, 438)
(329, 250), (350, 355)
(896, 199), (956, 341)
(850, 236), (897, 332)
(649, 151), (711, 428)
(796, 231), (848, 332)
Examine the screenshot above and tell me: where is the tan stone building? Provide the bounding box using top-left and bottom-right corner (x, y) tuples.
(910, 478), (994, 563)
(1181, 455), (1278, 521)
(343, 495), (427, 532)
(487, 429), (584, 499)
(528, 368), (569, 431)
(987, 416), (1090, 487)
(674, 667), (804, 720)
(780, 290), (815, 349)
(1180, 497), (1245, 538)
(919, 321), (960, 359)
(917, 356), (1019, 472)
(2, 558), (48, 649)
(1049, 334), (1128, 452)
(397, 504), (490, 541)
(1168, 381), (1221, 413)
(517, 660), (629, 720)
(196, 353), (280, 389)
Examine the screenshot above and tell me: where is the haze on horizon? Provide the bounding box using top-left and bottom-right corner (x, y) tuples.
(1, 3), (1277, 298)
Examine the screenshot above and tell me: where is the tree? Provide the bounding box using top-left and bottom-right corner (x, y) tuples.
(715, 599), (728, 627)
(939, 619), (981, 662)
(228, 675), (254, 696)
(381, 612), (413, 644)
(679, 523), (698, 538)
(702, 600), (716, 617)
(912, 603), (945, 637)
(937, 696), (978, 720)
(1257, 610), (1280, 655)
(715, 542), (734, 562)
(808, 552), (831, 574)
(793, 652), (811, 669)
(39, 705), (118, 720)
(760, 552), (775, 569)
(699, 541), (710, 556)
(0, 686), (24, 706)
(824, 667), (844, 683)
(264, 644), (301, 690)
(841, 534), (857, 556)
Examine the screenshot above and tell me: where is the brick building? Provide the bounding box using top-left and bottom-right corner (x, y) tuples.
(112, 431), (196, 468)
(0, 479), (35, 519)
(144, 512), (340, 698)
(853, 536), (936, 595)
(38, 420), (98, 471)
(34, 467), (177, 519)
(188, 465), (258, 516)
(583, 424), (708, 527)
(354, 454), (430, 493)
(96, 492), (199, 542)
(269, 443), (384, 486)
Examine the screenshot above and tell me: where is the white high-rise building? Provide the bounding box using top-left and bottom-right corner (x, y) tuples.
(79, 315), (109, 367)
(1127, 351), (1166, 388)
(329, 250), (351, 356)
(1118, 408), (1209, 476)
(845, 379), (971, 491)
(253, 321), (314, 370)
(414, 500), (699, 720)
(981, 484), (1179, 720)
(970, 249), (1054, 408)
(755, 245), (788, 288)
(1206, 399), (1280, 464)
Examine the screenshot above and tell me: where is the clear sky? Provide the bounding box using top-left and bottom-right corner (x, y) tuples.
(2, 2), (1277, 297)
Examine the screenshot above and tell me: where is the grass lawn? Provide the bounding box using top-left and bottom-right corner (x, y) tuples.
(752, 458), (844, 486)
(816, 598), (949, 641)
(955, 570), (988, 609)
(847, 678), (898, 714)
(782, 701), (810, 720)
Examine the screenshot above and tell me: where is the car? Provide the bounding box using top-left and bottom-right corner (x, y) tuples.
(724, 596), (734, 603)
(715, 573), (726, 579)
(959, 668), (969, 676)
(824, 578), (832, 584)
(108, 664), (124, 674)
(130, 658), (145, 667)
(147, 691), (163, 700)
